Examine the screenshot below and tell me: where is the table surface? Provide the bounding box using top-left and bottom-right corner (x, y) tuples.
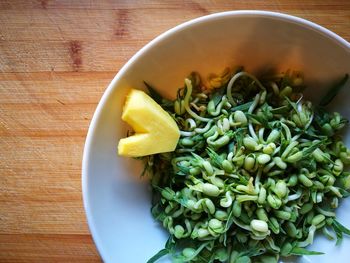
(0, 0), (349, 261)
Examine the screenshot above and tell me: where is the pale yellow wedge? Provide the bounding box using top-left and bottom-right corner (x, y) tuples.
(118, 89), (180, 157)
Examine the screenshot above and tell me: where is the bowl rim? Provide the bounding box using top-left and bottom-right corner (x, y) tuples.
(81, 10), (350, 261)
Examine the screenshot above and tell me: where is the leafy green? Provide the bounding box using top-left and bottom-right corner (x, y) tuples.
(319, 74), (349, 107)
(136, 70), (350, 263)
(146, 249), (169, 263)
(206, 148), (224, 169)
(230, 101), (254, 112)
(290, 247), (324, 256)
(332, 219), (350, 245)
(144, 81), (173, 108)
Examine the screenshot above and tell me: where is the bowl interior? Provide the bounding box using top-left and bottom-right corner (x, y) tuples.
(83, 11), (350, 262)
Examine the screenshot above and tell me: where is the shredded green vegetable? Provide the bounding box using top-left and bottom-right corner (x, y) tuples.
(141, 68), (350, 262)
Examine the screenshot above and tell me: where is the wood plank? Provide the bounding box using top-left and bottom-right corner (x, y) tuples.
(0, 137), (88, 234)
(0, 72), (113, 104)
(0, 103), (94, 137)
(0, 0), (349, 11)
(0, 8), (206, 41)
(0, 234), (100, 262)
(0, 78), (103, 235)
(0, 7), (349, 42)
(0, 40), (143, 72)
(0, 8), (348, 73)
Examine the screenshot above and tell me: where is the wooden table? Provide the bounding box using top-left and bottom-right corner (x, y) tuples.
(0, 0), (349, 261)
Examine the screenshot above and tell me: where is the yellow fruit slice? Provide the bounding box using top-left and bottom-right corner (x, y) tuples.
(118, 89), (180, 157)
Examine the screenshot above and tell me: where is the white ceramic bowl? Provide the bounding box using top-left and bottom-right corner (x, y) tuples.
(82, 11), (350, 263)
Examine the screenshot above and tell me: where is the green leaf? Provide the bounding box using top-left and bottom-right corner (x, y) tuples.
(271, 105), (289, 114)
(176, 164), (191, 176)
(165, 235), (176, 251)
(242, 247), (266, 257)
(144, 81), (173, 108)
(284, 96), (298, 114)
(332, 220), (344, 245)
(231, 101), (253, 112)
(234, 129), (245, 150)
(295, 158), (317, 171)
(206, 148), (224, 168)
(175, 196), (189, 208)
(144, 81), (163, 104)
(151, 185), (164, 193)
(224, 207), (235, 244)
(191, 152), (205, 163)
(210, 88), (226, 107)
(338, 188), (350, 198)
(259, 103), (274, 120)
(279, 131), (289, 153)
(302, 140), (324, 157)
(333, 220), (350, 235)
(319, 74), (349, 107)
(147, 248), (169, 263)
(246, 113), (270, 128)
(290, 247), (324, 256)
(151, 204), (166, 220)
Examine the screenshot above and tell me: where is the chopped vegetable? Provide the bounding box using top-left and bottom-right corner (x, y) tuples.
(125, 69), (350, 262)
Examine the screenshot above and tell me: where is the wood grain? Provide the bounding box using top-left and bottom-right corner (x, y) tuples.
(0, 234), (100, 262)
(0, 0), (349, 261)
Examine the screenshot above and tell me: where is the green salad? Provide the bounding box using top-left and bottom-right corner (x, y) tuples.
(140, 68), (350, 263)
